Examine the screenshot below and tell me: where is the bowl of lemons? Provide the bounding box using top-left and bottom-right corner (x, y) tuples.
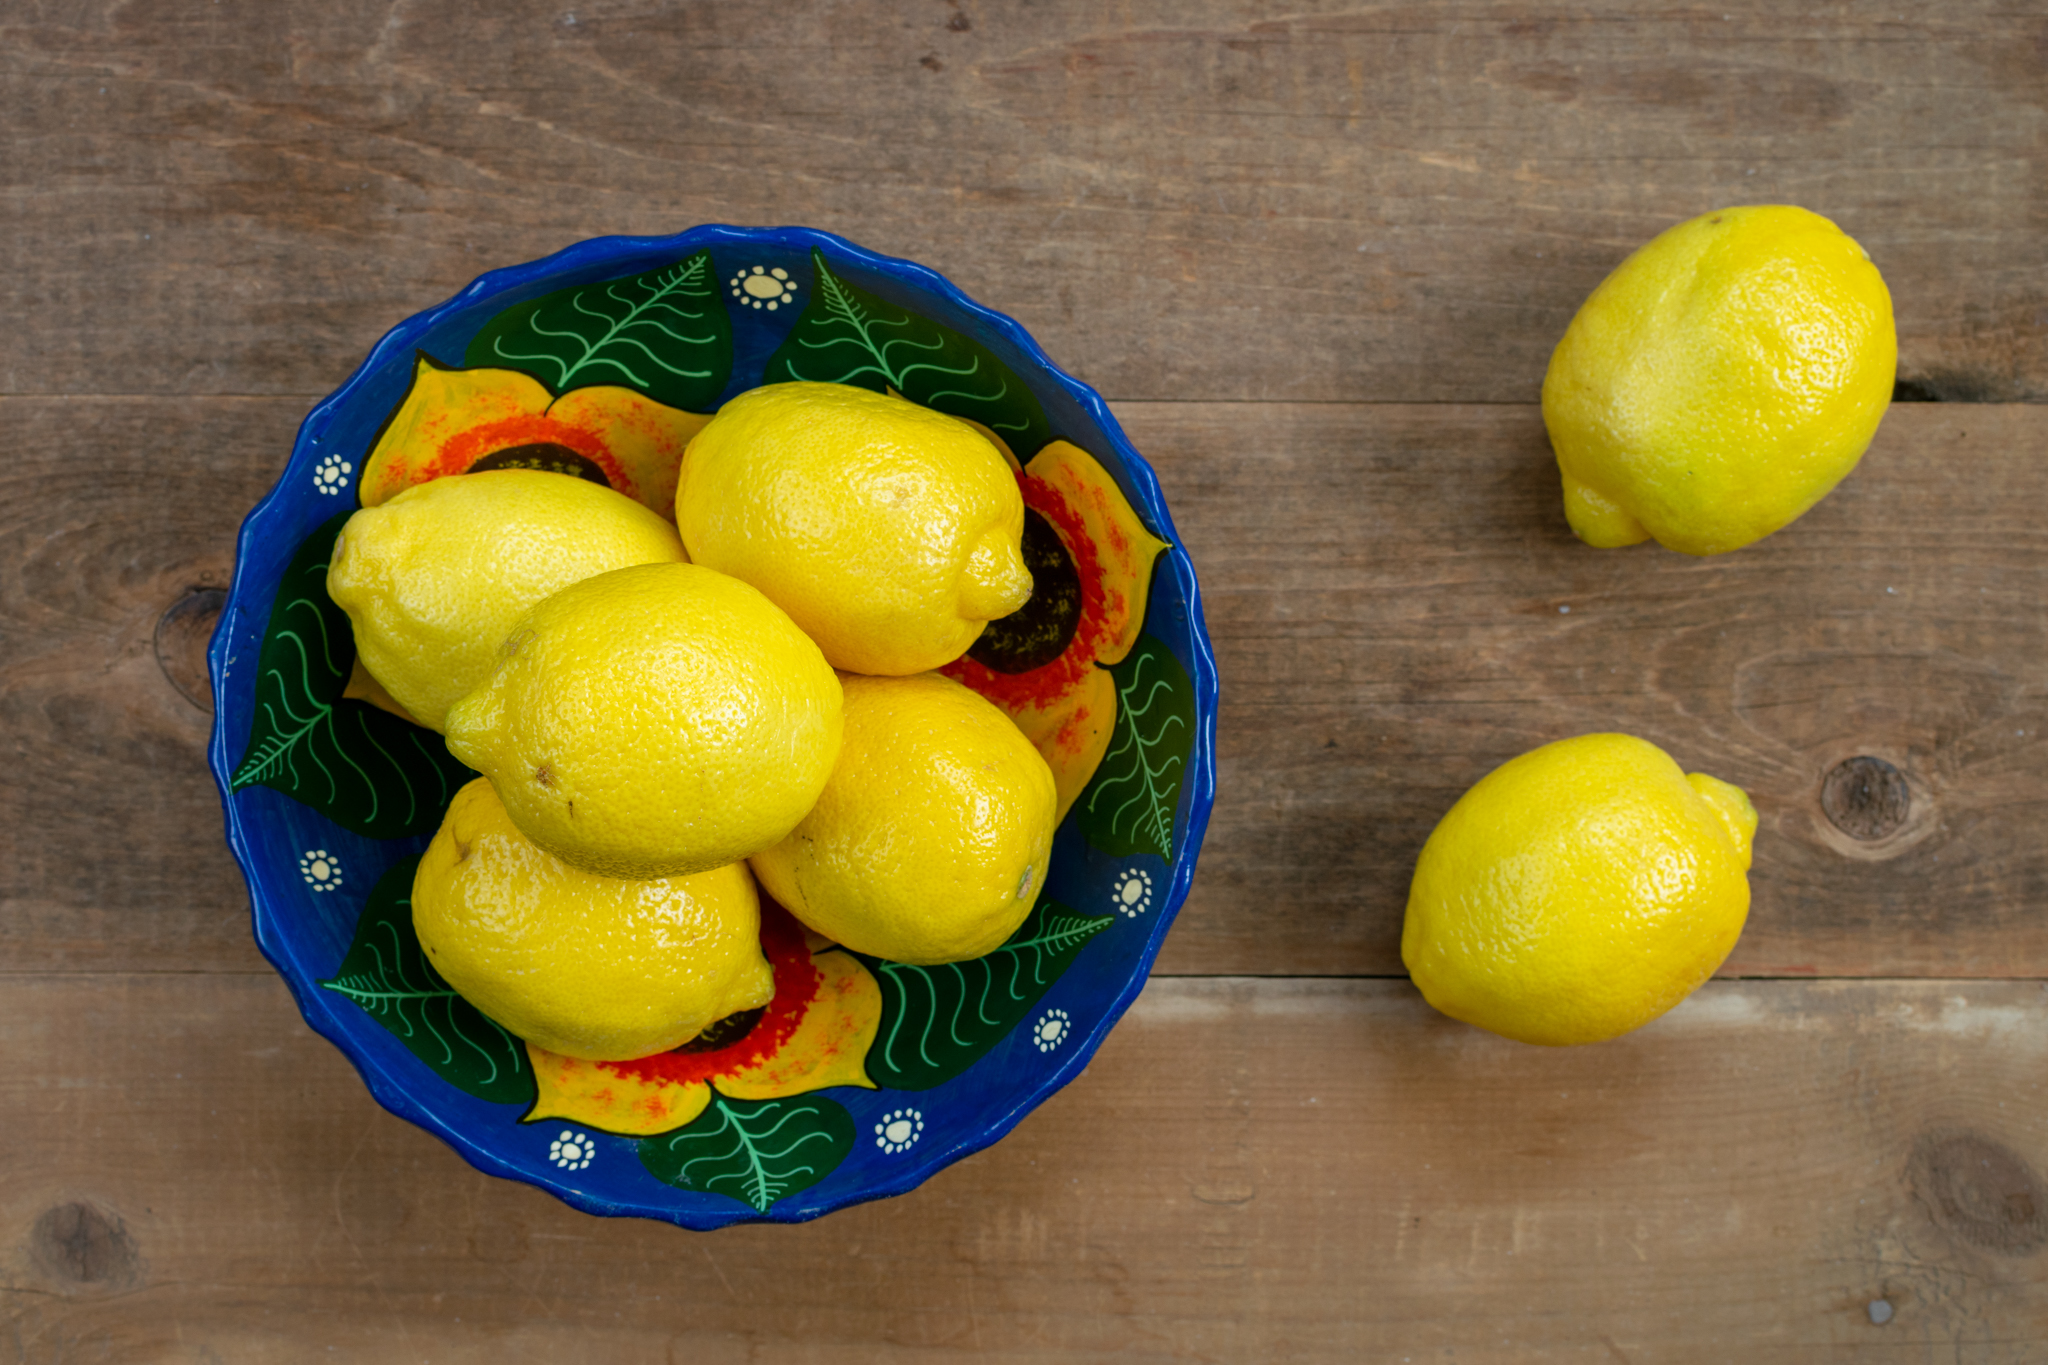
(208, 226), (1217, 1228)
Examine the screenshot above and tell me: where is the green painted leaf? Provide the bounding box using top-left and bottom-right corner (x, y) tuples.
(320, 856), (535, 1106)
(860, 900), (1112, 1090)
(639, 1093), (856, 1213)
(1077, 636), (1196, 860)
(764, 248), (1051, 456)
(464, 249), (733, 410)
(230, 514), (473, 839)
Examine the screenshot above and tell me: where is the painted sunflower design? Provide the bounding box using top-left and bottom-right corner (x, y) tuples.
(944, 441), (1172, 820)
(359, 357), (709, 517)
(523, 901), (880, 1137)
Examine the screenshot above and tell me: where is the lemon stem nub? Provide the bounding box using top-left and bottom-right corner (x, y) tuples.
(1686, 771), (1759, 869)
(959, 529), (1035, 621)
(1561, 474), (1651, 549)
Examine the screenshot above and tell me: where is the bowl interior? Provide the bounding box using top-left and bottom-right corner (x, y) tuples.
(210, 226), (1217, 1228)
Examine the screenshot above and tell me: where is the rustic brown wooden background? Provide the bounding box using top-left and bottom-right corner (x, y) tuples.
(5, 1), (2045, 1359)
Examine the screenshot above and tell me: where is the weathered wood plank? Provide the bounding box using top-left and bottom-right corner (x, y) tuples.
(1, 973), (2044, 1360)
(1153, 400), (2048, 978)
(4, 1), (2042, 403)
(0, 398), (283, 974)
(3, 397), (2041, 978)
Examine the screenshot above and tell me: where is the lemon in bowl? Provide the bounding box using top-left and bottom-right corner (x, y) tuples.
(677, 382), (1033, 676)
(324, 469), (687, 732)
(751, 671), (1058, 965)
(412, 779), (775, 1062)
(444, 561), (843, 881)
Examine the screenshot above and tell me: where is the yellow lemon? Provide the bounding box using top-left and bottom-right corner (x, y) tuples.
(326, 470), (685, 731)
(1543, 205), (1896, 555)
(1401, 734), (1757, 1046)
(675, 382), (1032, 675)
(750, 672), (1056, 965)
(412, 779), (774, 1061)
(444, 562), (843, 880)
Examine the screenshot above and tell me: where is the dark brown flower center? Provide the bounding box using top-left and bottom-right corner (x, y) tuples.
(968, 509), (1082, 673)
(469, 443), (612, 486)
(674, 1006), (766, 1053)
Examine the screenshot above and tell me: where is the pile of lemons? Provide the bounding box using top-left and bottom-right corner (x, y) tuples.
(329, 382), (1054, 1062)
(1406, 204), (1896, 1047)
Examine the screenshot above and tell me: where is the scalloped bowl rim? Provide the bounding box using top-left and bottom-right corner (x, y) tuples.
(207, 224), (1219, 1227)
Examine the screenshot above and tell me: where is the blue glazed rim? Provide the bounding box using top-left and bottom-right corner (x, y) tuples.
(207, 225), (1220, 1227)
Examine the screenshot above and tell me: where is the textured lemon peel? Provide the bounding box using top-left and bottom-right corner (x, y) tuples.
(1543, 205), (1896, 556)
(676, 382), (1031, 675)
(750, 672), (1057, 966)
(412, 779), (774, 1062)
(444, 562), (844, 880)
(1401, 734), (1754, 1047)
(327, 471), (685, 732)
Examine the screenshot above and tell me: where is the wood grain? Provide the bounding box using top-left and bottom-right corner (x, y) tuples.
(7, 5), (2046, 1355)
(0, 397), (287, 974)
(4, 0), (2042, 404)
(1147, 400), (2048, 979)
(2, 972), (2045, 1360)
(5, 396), (2039, 978)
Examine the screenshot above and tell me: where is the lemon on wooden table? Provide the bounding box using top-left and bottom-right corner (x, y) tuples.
(444, 561), (843, 880)
(412, 779), (774, 1061)
(1543, 204), (1896, 556)
(326, 470), (686, 732)
(675, 382), (1033, 676)
(750, 671), (1057, 965)
(1401, 733), (1758, 1047)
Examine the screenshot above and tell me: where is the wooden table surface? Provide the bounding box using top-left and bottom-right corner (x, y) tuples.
(6, 2), (2046, 1359)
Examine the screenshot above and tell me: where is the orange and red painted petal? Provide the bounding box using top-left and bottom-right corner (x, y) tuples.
(546, 386), (711, 518)
(1026, 441), (1169, 668)
(523, 1050), (713, 1137)
(360, 360), (553, 505)
(521, 900), (874, 1137)
(714, 948), (879, 1099)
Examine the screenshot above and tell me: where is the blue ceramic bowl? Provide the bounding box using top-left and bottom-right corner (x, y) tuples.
(208, 226), (1217, 1229)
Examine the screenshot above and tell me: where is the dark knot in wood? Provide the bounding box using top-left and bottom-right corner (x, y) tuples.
(155, 587), (227, 712)
(1821, 756), (1910, 840)
(30, 1201), (140, 1287)
(1910, 1133), (2048, 1256)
